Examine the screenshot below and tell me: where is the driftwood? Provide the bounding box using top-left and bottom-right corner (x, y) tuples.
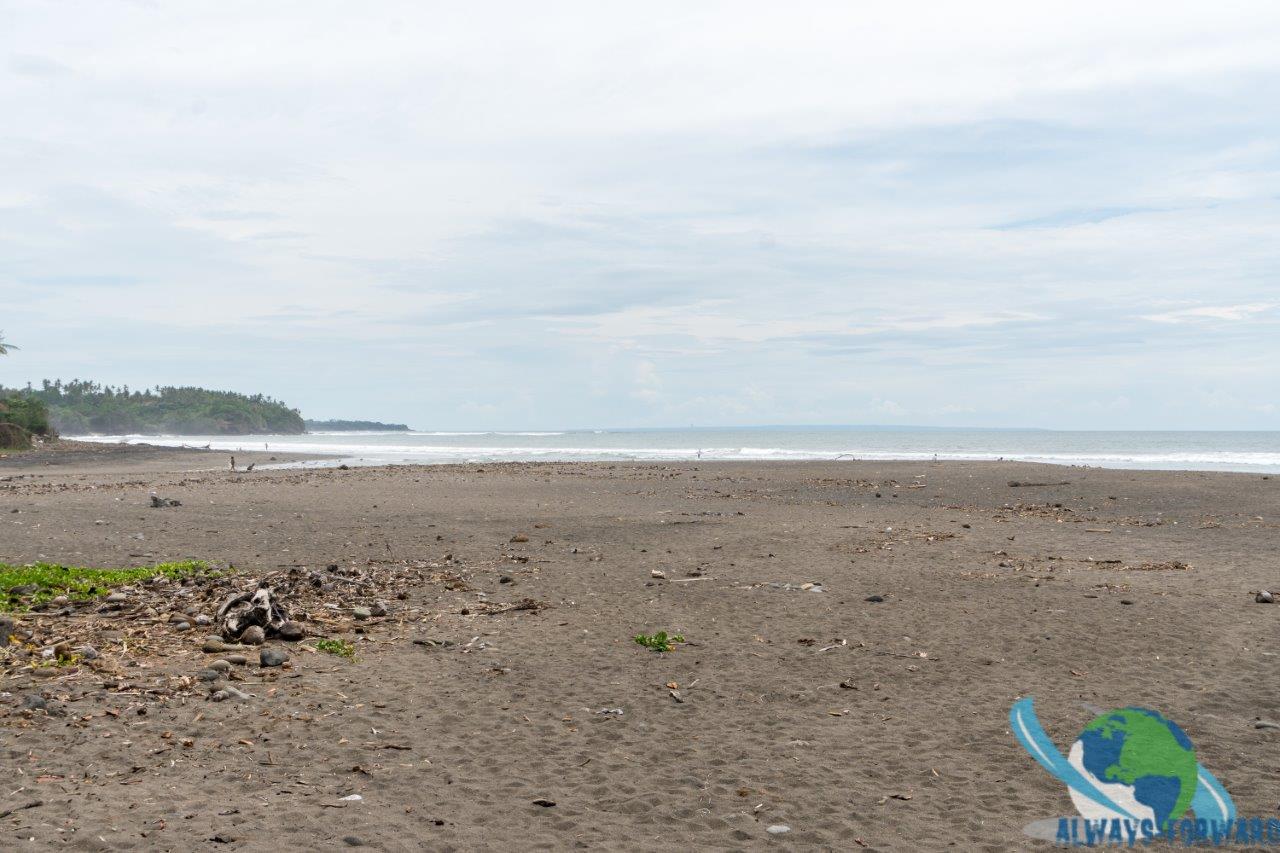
(216, 585), (288, 641)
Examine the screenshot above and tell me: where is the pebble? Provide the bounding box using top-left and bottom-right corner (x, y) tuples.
(196, 668), (221, 682)
(225, 654), (248, 666)
(105, 592), (128, 604)
(20, 694), (47, 712)
(211, 686), (252, 702)
(369, 602), (388, 617)
(78, 645), (99, 660)
(50, 595), (69, 606)
(1257, 590), (1274, 604)
(767, 824), (791, 835)
(0, 617), (15, 645)
(343, 837), (366, 847)
(239, 626), (266, 645)
(174, 621), (192, 632)
(864, 595), (885, 603)
(260, 647), (289, 667)
(209, 659), (232, 672)
(195, 614), (213, 626)
(352, 607), (371, 621)
(651, 569), (666, 579)
(202, 638), (227, 653)
(278, 621), (306, 641)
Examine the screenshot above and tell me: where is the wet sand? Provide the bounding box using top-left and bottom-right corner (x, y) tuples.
(1, 445), (1278, 850)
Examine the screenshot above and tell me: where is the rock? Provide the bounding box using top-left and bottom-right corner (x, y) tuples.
(173, 621), (192, 632)
(650, 570), (666, 579)
(343, 837), (366, 847)
(50, 595), (69, 607)
(195, 614), (212, 626)
(278, 621), (306, 641)
(260, 647), (289, 667)
(1254, 719), (1280, 730)
(105, 592), (128, 604)
(1257, 590), (1274, 604)
(226, 654), (248, 666)
(352, 607), (371, 621)
(211, 686), (252, 702)
(78, 645), (99, 660)
(239, 626), (266, 645)
(532, 798), (556, 807)
(0, 617), (14, 645)
(196, 668), (222, 682)
(864, 595), (885, 603)
(209, 659), (232, 672)
(202, 638), (227, 653)
(499, 576), (514, 584)
(510, 534), (529, 543)
(20, 694), (47, 712)
(369, 602), (388, 617)
(767, 824), (791, 835)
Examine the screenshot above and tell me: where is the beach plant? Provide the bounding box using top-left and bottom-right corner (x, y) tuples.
(633, 631), (684, 653)
(315, 637), (357, 660)
(0, 331), (15, 355)
(0, 560), (216, 611)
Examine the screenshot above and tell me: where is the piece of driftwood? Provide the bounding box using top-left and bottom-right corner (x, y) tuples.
(216, 585), (288, 640)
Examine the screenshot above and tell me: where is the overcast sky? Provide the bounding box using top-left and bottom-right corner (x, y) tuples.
(2, 1), (1279, 430)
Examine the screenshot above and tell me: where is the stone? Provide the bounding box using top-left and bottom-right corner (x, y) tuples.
(342, 837), (366, 847)
(352, 607), (371, 621)
(196, 668), (221, 682)
(369, 602), (388, 617)
(195, 614), (213, 626)
(499, 576), (514, 584)
(209, 659), (232, 672)
(260, 647), (289, 667)
(78, 645), (99, 661)
(278, 621), (306, 641)
(105, 592), (128, 604)
(226, 654), (248, 666)
(650, 570), (666, 579)
(202, 638), (227, 653)
(864, 595), (885, 603)
(20, 694), (47, 712)
(0, 616), (14, 645)
(1257, 590), (1274, 604)
(239, 626), (266, 645)
(767, 824), (791, 835)
(173, 621), (192, 632)
(50, 595), (69, 606)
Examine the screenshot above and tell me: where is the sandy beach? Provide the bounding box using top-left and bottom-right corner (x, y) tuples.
(2, 445), (1278, 850)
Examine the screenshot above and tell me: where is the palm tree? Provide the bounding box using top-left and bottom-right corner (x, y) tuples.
(0, 331), (15, 355)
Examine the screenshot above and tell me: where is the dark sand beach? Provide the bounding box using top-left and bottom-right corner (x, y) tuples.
(2, 444), (1278, 850)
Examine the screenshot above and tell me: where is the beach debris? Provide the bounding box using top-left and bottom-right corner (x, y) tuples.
(149, 493), (181, 508)
(343, 837), (366, 847)
(650, 569), (666, 579)
(210, 685), (253, 702)
(1007, 480), (1071, 488)
(864, 595), (885, 603)
(1253, 719), (1280, 730)
(476, 597), (546, 615)
(767, 824), (791, 835)
(596, 707), (624, 716)
(216, 585), (288, 641)
(510, 533), (529, 543)
(1256, 590), (1274, 604)
(339, 794), (363, 802)
(532, 798), (557, 808)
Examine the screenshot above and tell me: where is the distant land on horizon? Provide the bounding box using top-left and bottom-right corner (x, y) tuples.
(304, 419), (411, 432)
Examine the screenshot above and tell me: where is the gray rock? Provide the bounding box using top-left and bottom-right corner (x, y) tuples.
(78, 645), (99, 661)
(196, 668), (222, 682)
(352, 607), (371, 621)
(239, 625), (266, 645)
(202, 638), (226, 653)
(195, 614), (213, 626)
(260, 647), (289, 667)
(210, 685), (252, 702)
(225, 654), (248, 666)
(173, 621), (192, 632)
(20, 694), (47, 712)
(105, 592), (128, 604)
(369, 602), (388, 617)
(766, 825), (791, 835)
(0, 617), (15, 646)
(1257, 590), (1274, 604)
(864, 595), (885, 603)
(343, 837), (366, 847)
(209, 659), (232, 672)
(278, 621), (306, 641)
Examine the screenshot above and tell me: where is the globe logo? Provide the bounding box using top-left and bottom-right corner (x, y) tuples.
(1011, 697), (1236, 844)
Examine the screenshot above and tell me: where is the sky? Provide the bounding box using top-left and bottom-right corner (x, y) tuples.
(2, 1), (1279, 431)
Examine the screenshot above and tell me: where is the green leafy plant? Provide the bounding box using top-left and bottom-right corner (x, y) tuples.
(315, 637), (357, 660)
(633, 631), (685, 653)
(0, 560), (216, 612)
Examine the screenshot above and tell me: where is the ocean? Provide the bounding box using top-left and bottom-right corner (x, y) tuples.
(71, 427), (1280, 474)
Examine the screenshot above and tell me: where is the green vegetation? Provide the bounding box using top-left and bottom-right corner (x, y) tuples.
(0, 380), (305, 435)
(0, 560), (216, 611)
(315, 637), (357, 659)
(633, 630), (685, 652)
(0, 331), (15, 355)
(304, 417), (409, 432)
(0, 395), (51, 449)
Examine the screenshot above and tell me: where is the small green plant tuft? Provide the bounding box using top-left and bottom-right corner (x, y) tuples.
(0, 560), (216, 612)
(315, 637), (357, 660)
(633, 631), (685, 653)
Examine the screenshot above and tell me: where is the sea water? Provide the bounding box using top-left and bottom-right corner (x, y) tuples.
(71, 427), (1280, 474)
